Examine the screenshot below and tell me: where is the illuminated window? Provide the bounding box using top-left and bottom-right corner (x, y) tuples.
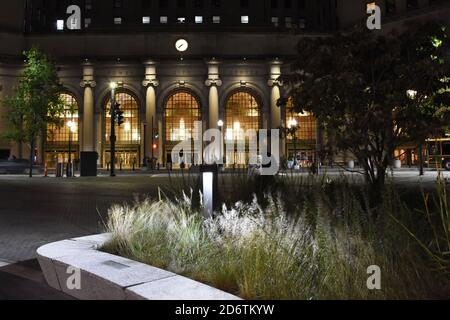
(142, 16), (150, 24)
(225, 91), (261, 165)
(213, 16), (221, 24)
(47, 93), (79, 143)
(285, 98), (316, 141)
(56, 20), (64, 30)
(241, 16), (249, 24)
(105, 92), (140, 144)
(164, 91), (201, 143)
(195, 16), (203, 24)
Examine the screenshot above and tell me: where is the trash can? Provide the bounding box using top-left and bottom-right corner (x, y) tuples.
(56, 163), (64, 178)
(80, 152), (98, 177)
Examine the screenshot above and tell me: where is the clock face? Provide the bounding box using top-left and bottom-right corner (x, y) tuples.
(175, 39), (189, 52)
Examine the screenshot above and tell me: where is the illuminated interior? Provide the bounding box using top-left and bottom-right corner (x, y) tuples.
(285, 98), (317, 165)
(104, 92), (141, 169)
(225, 91), (261, 166)
(164, 91), (201, 165)
(45, 93), (79, 168)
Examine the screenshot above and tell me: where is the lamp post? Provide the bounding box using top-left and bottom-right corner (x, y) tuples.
(218, 119), (224, 165)
(67, 120), (76, 177)
(287, 117), (298, 168)
(110, 82), (118, 177)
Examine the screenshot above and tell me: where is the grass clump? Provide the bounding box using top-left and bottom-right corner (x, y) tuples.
(103, 178), (449, 300)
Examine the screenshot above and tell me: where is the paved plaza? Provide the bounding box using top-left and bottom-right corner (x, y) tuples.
(0, 169), (448, 299)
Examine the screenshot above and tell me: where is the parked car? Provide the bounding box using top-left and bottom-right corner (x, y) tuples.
(0, 159), (31, 174)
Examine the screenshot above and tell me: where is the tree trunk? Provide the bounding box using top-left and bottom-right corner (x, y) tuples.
(418, 143), (424, 176)
(29, 137), (35, 178)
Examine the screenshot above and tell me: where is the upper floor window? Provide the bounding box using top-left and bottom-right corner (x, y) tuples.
(211, 0), (221, 8)
(213, 16), (221, 24)
(56, 20), (64, 31)
(195, 0), (204, 8)
(240, 0), (249, 8)
(85, 0), (92, 10)
(142, 16), (151, 24)
(177, 17), (186, 24)
(241, 15), (249, 24)
(160, 0), (169, 8)
(114, 0), (122, 8)
(160, 16), (168, 23)
(114, 17), (122, 25)
(195, 16), (203, 23)
(177, 0), (186, 7)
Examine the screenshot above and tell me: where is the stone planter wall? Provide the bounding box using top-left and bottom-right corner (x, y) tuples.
(37, 233), (241, 300)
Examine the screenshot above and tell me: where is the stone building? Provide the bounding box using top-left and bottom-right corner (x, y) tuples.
(0, 0), (449, 168)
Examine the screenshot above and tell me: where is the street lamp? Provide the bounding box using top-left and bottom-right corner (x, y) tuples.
(287, 117), (299, 168)
(110, 82), (117, 177)
(67, 120), (76, 177)
(218, 120), (224, 165)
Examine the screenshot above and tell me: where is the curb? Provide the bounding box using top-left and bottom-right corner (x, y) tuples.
(37, 233), (241, 301)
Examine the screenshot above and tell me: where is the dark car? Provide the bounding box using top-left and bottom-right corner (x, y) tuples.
(0, 159), (31, 174)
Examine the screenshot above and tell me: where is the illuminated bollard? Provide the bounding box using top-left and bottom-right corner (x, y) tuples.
(200, 165), (219, 219)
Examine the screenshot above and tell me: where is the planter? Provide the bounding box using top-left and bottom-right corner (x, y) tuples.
(37, 233), (241, 300)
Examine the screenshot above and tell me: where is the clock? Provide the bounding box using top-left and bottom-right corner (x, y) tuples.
(175, 39), (189, 52)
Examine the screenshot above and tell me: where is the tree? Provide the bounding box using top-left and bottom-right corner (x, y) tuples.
(281, 21), (450, 198)
(2, 47), (65, 177)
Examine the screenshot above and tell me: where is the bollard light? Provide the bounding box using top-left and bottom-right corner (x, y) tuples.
(200, 165), (219, 219)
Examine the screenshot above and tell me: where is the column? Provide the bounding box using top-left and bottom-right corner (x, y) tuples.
(142, 60), (159, 162)
(268, 60), (282, 130)
(205, 60), (222, 163)
(268, 60), (284, 157)
(205, 60), (222, 130)
(80, 62), (96, 152)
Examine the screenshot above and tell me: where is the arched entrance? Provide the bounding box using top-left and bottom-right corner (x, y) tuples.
(103, 91), (141, 169)
(285, 98), (317, 167)
(224, 90), (262, 166)
(164, 91), (202, 167)
(45, 93), (79, 169)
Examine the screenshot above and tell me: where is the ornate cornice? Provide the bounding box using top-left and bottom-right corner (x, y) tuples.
(142, 79), (159, 87)
(205, 78), (223, 87)
(267, 79), (283, 87)
(80, 80), (96, 88)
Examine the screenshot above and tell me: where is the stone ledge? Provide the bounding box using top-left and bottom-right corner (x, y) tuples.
(37, 233), (241, 301)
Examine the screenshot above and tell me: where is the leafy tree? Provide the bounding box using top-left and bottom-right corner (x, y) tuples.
(281, 21), (450, 198)
(2, 47), (64, 177)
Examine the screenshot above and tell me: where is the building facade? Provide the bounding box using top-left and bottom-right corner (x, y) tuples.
(0, 0), (449, 168)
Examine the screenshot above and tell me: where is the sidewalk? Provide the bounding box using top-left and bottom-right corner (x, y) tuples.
(0, 260), (74, 300)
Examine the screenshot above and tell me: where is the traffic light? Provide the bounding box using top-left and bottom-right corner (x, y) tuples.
(152, 143), (158, 150)
(115, 103), (124, 126)
(153, 129), (159, 140)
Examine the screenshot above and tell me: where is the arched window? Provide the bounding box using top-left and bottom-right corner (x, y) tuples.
(103, 92), (141, 169)
(225, 91), (261, 165)
(285, 98), (317, 166)
(285, 98), (316, 141)
(164, 91), (201, 143)
(105, 92), (140, 144)
(47, 93), (79, 144)
(45, 93), (79, 168)
(225, 91), (261, 139)
(164, 91), (201, 166)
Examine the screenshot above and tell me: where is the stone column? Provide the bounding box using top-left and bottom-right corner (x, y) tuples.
(205, 60), (222, 131)
(142, 60), (159, 162)
(268, 60), (284, 158)
(205, 60), (222, 163)
(268, 60), (282, 130)
(80, 62), (96, 152)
